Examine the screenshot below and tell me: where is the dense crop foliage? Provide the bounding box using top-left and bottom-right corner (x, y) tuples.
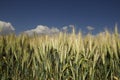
(0, 27), (120, 80)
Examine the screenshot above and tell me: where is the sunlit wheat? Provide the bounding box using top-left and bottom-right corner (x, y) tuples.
(0, 27), (120, 80)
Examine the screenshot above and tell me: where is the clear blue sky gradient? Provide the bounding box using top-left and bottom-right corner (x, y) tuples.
(0, 0), (120, 34)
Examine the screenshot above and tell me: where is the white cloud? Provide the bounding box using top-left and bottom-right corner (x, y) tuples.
(62, 26), (68, 30)
(0, 20), (15, 34)
(24, 25), (60, 35)
(86, 26), (94, 31)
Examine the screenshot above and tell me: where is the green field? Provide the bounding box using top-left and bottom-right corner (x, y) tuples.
(0, 27), (120, 80)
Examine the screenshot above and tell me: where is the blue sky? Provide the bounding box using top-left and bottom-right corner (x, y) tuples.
(0, 0), (120, 34)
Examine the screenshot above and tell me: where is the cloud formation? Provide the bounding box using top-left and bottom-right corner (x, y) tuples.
(24, 25), (60, 35)
(24, 25), (76, 36)
(61, 25), (75, 33)
(0, 21), (15, 34)
(86, 26), (94, 31)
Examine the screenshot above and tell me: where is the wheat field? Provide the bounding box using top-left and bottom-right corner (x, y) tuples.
(0, 27), (120, 80)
